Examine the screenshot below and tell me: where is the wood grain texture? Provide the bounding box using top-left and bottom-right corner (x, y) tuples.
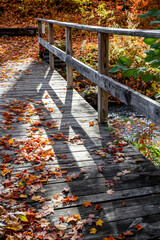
(37, 19), (160, 38)
(66, 27), (73, 89)
(38, 37), (160, 125)
(98, 33), (109, 123)
(48, 23), (54, 70)
(1, 60), (160, 239)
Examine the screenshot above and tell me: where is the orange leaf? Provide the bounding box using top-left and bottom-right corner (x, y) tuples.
(123, 230), (134, 236)
(66, 214), (81, 224)
(94, 204), (103, 210)
(64, 176), (72, 182)
(8, 139), (13, 144)
(82, 201), (92, 207)
(89, 122), (94, 126)
(60, 170), (67, 174)
(134, 224), (143, 231)
(53, 193), (59, 199)
(102, 236), (116, 240)
(116, 234), (125, 239)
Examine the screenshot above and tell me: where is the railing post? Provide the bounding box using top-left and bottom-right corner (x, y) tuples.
(38, 21), (42, 58)
(48, 23), (54, 70)
(98, 33), (109, 123)
(65, 27), (73, 89)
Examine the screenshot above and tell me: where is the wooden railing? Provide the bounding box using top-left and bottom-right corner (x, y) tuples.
(37, 18), (160, 125)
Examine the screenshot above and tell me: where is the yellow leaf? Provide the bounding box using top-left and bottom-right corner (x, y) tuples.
(8, 139), (13, 144)
(18, 214), (28, 222)
(90, 228), (97, 234)
(31, 195), (41, 201)
(19, 194), (27, 198)
(5, 225), (23, 231)
(96, 219), (104, 227)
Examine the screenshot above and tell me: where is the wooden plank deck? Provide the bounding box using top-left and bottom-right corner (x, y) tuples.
(0, 60), (160, 240)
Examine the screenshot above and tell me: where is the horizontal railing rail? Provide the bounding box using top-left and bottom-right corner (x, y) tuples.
(37, 18), (160, 38)
(37, 18), (160, 125)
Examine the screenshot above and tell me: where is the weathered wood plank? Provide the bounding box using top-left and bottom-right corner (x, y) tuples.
(48, 23), (54, 70)
(37, 19), (160, 38)
(98, 32), (109, 123)
(66, 27), (73, 89)
(38, 37), (160, 125)
(1, 60), (160, 239)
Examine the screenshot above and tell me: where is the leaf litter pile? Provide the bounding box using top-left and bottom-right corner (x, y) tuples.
(0, 93), (145, 239)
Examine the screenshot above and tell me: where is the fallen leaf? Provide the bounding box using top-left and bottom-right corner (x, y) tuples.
(123, 230), (134, 236)
(105, 180), (115, 187)
(53, 193), (59, 199)
(90, 228), (97, 234)
(18, 214), (28, 222)
(134, 224), (143, 231)
(97, 166), (105, 172)
(55, 224), (67, 230)
(82, 201), (92, 207)
(66, 214), (81, 224)
(89, 122), (94, 126)
(102, 236), (116, 240)
(106, 189), (115, 195)
(96, 219), (104, 227)
(116, 234), (125, 239)
(94, 204), (103, 210)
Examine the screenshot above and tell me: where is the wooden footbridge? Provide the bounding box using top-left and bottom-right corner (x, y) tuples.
(0, 19), (160, 239)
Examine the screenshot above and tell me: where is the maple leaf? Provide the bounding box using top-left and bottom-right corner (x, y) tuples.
(53, 171), (62, 178)
(106, 189), (115, 195)
(31, 195), (44, 202)
(38, 218), (50, 228)
(38, 204), (54, 217)
(90, 228), (97, 234)
(53, 193), (59, 199)
(8, 138), (13, 144)
(116, 234), (126, 239)
(105, 180), (115, 187)
(64, 176), (72, 182)
(89, 122), (94, 126)
(82, 201), (92, 207)
(97, 166), (105, 172)
(59, 216), (65, 223)
(122, 169), (131, 175)
(96, 219), (104, 227)
(66, 214), (81, 224)
(102, 236), (116, 240)
(62, 195), (78, 205)
(94, 204), (103, 210)
(84, 218), (93, 226)
(123, 230), (134, 236)
(134, 224), (143, 231)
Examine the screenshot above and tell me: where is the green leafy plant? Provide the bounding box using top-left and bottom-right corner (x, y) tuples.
(110, 8), (160, 84)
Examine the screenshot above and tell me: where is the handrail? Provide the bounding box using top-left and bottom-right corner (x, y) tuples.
(37, 18), (160, 125)
(37, 18), (160, 38)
